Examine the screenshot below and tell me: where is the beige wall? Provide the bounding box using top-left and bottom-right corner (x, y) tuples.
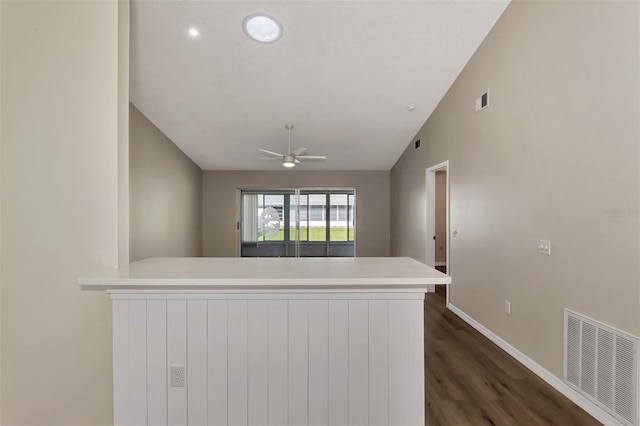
(391, 0), (639, 378)
(435, 171), (447, 264)
(203, 171), (390, 257)
(129, 104), (203, 262)
(1, 1), (119, 424)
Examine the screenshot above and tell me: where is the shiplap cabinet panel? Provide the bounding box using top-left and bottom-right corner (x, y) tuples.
(389, 301), (410, 426)
(328, 300), (350, 426)
(268, 300), (288, 426)
(289, 301), (310, 426)
(167, 301), (187, 426)
(349, 300), (369, 426)
(407, 300), (425, 426)
(112, 294), (426, 426)
(147, 301), (167, 426)
(227, 301), (249, 426)
(188, 301), (208, 426)
(368, 301), (389, 426)
(129, 301), (147, 426)
(247, 301), (269, 426)
(208, 301), (228, 426)
(308, 300), (329, 426)
(112, 300), (129, 426)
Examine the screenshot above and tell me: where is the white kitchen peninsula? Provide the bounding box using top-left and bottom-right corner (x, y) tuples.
(80, 257), (451, 426)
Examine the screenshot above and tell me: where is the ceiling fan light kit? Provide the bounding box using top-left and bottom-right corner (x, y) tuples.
(258, 123), (327, 169)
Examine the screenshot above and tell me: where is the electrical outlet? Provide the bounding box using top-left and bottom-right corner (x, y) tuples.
(538, 239), (551, 255)
(170, 365), (185, 387)
(505, 301), (511, 315)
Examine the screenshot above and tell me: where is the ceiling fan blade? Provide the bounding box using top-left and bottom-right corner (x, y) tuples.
(296, 155), (326, 161)
(295, 159), (300, 164)
(260, 157), (282, 160)
(258, 148), (284, 157)
(292, 147), (307, 156)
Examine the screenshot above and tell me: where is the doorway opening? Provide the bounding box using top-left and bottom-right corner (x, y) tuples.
(426, 161), (450, 307)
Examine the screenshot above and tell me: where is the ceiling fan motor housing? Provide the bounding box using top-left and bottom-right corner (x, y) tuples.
(283, 155), (296, 168)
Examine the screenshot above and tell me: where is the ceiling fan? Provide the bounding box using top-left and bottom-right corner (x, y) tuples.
(258, 123), (326, 168)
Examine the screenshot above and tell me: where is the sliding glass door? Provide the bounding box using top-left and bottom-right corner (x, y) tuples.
(296, 190), (355, 257)
(240, 188), (355, 257)
(240, 190), (295, 257)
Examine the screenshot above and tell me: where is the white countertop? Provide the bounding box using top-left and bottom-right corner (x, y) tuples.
(79, 257), (451, 290)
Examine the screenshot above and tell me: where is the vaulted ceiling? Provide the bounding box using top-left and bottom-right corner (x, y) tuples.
(130, 1), (509, 170)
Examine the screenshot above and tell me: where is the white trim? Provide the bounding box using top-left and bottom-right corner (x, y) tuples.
(109, 292), (427, 300)
(236, 189), (242, 257)
(447, 303), (624, 426)
(425, 162), (449, 172)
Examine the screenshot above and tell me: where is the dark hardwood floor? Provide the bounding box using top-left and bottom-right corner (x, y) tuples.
(425, 286), (600, 425)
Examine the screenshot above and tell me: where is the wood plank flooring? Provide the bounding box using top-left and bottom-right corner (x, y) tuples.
(425, 287), (600, 425)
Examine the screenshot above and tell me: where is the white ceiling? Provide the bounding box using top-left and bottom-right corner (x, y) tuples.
(130, 1), (509, 171)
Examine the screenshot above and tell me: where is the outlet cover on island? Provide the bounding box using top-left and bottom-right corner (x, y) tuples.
(505, 301), (511, 315)
(170, 365), (185, 387)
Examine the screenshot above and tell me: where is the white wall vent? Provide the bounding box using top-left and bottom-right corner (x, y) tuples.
(475, 90), (489, 112)
(564, 309), (639, 425)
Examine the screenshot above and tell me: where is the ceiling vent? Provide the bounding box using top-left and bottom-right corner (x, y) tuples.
(564, 309), (638, 425)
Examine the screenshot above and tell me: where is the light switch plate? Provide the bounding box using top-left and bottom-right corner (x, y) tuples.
(538, 239), (551, 255)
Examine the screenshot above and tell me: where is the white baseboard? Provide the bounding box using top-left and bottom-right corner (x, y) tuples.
(447, 303), (623, 426)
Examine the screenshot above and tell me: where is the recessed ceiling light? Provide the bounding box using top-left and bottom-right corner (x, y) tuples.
(407, 105), (416, 112)
(188, 28), (199, 37)
(243, 14), (282, 43)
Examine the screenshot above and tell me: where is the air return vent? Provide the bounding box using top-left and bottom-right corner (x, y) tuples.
(564, 309), (638, 425)
(475, 90), (489, 112)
